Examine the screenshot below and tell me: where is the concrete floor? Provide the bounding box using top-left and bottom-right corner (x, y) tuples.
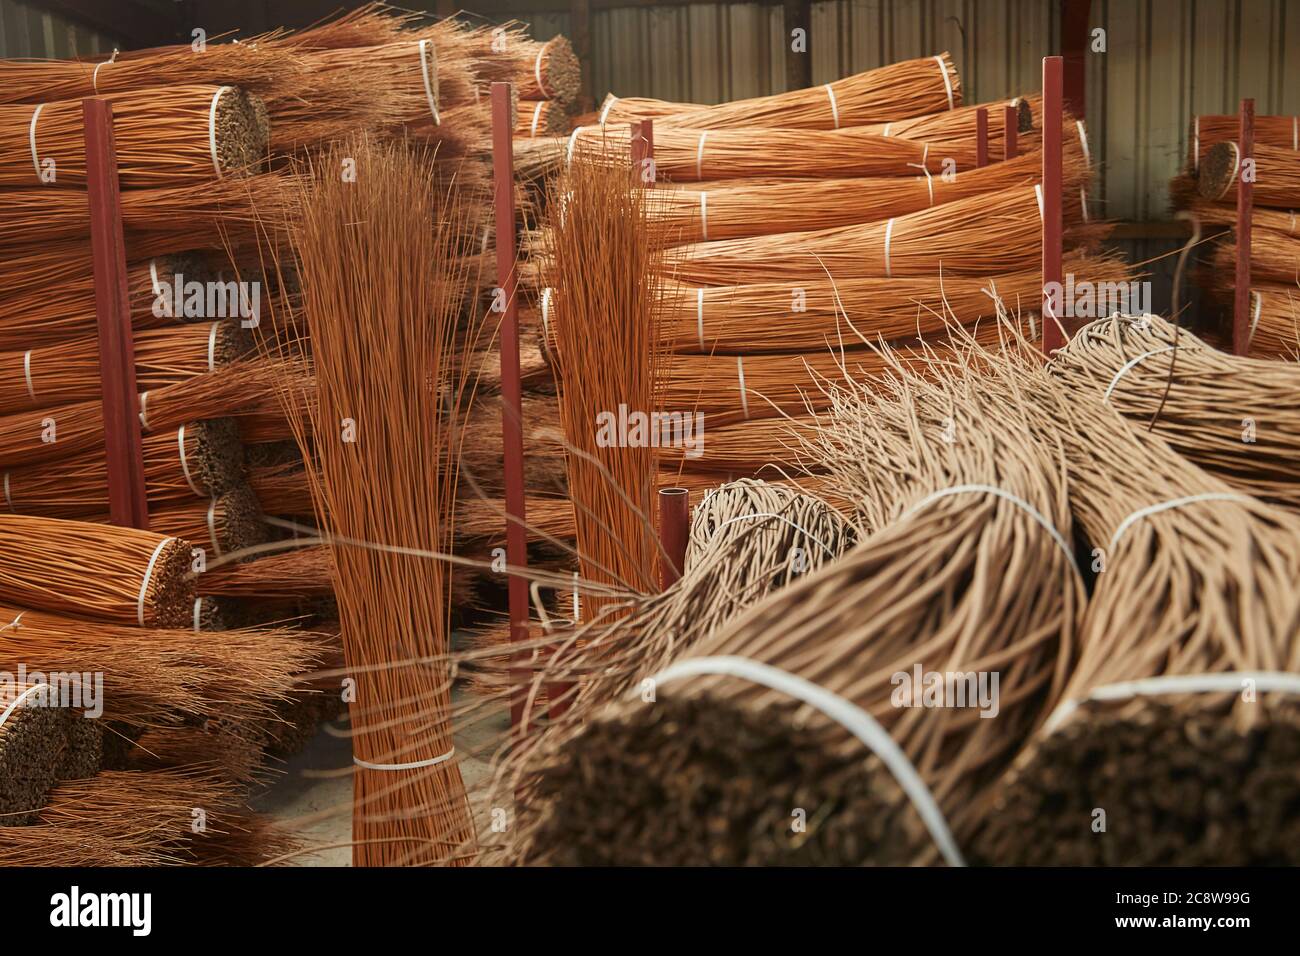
(251, 686), (510, 865)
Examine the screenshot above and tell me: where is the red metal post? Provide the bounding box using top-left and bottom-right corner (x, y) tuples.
(491, 83), (532, 734)
(1233, 98), (1254, 356)
(631, 118), (655, 187)
(1004, 104), (1018, 160)
(83, 99), (149, 530)
(1060, 0), (1092, 121)
(975, 107), (989, 167)
(1041, 57), (1065, 355)
(658, 487), (689, 590)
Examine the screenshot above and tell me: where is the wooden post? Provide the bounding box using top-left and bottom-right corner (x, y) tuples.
(1004, 104), (1018, 160)
(83, 99), (149, 530)
(659, 488), (689, 590)
(1233, 98), (1255, 356)
(491, 83), (532, 735)
(1041, 57), (1065, 355)
(782, 0), (813, 91)
(975, 107), (989, 167)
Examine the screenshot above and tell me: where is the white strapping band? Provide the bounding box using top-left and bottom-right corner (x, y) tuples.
(534, 41), (549, 97)
(1250, 289), (1262, 342)
(540, 287), (553, 346)
(695, 131), (709, 179)
(530, 101), (544, 137)
(736, 356), (750, 419)
(648, 656), (965, 867)
(908, 162), (935, 205)
(91, 48), (118, 94)
(139, 391), (150, 430)
(696, 288), (706, 349)
(207, 322), (220, 371)
(28, 104), (45, 181)
(2, 473), (11, 512)
(193, 598), (203, 633)
(1033, 183), (1044, 220)
(1102, 345), (1176, 401)
(22, 350), (35, 402)
(177, 425), (202, 496)
(1076, 119), (1091, 169)
(136, 537), (176, 626)
(1080, 187), (1090, 222)
(0, 683), (51, 733)
(1215, 141), (1241, 201)
(418, 40), (441, 126)
(901, 484), (1080, 574)
(598, 97), (618, 126)
(824, 84), (840, 128)
(698, 191), (709, 240)
(934, 55), (955, 110)
(1044, 671), (1300, 735)
(881, 122), (893, 137)
(882, 218), (895, 277)
(208, 87), (229, 180)
(206, 497), (222, 556)
(355, 747), (455, 772)
(565, 126), (584, 165)
(1108, 493), (1254, 551)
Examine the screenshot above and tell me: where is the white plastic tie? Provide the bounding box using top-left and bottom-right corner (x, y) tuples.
(355, 747), (455, 772)
(1102, 346), (1176, 402)
(28, 104), (44, 181)
(648, 656), (966, 867)
(208, 87), (229, 179)
(91, 48), (118, 94)
(824, 84), (840, 128)
(883, 218), (895, 277)
(529, 101), (544, 137)
(881, 122), (893, 137)
(137, 538), (176, 626)
(736, 356), (750, 419)
(1034, 183), (1044, 221)
(598, 97), (618, 126)
(22, 350), (35, 402)
(565, 126), (584, 165)
(901, 484), (1080, 575)
(1076, 120), (1091, 169)
(207, 322), (219, 371)
(0, 683), (51, 733)
(177, 425), (202, 496)
(139, 391), (150, 430)
(696, 288), (706, 349)
(1250, 290), (1262, 342)
(418, 40), (441, 126)
(695, 131), (709, 179)
(193, 598), (203, 633)
(533, 41), (549, 98)
(934, 55), (955, 110)
(1044, 671), (1300, 735)
(1109, 493), (1255, 551)
(206, 497), (222, 557)
(2, 472), (11, 512)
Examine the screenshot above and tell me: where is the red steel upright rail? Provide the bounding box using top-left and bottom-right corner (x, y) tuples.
(975, 107), (989, 167)
(1041, 56), (1065, 355)
(83, 99), (149, 530)
(1233, 98), (1255, 356)
(490, 83), (533, 734)
(1004, 104), (1018, 160)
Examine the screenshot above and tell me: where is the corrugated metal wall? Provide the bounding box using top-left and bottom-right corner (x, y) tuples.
(0, 0), (118, 58)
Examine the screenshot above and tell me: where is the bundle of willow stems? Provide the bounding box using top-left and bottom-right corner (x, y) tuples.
(0, 323), (252, 414)
(195, 544), (334, 600)
(0, 86), (267, 188)
(1210, 230), (1299, 287)
(567, 123), (977, 181)
(648, 146), (1081, 244)
(0, 682), (70, 824)
(1046, 314), (1300, 514)
(1244, 282), (1300, 359)
(489, 342), (1081, 865)
(0, 602), (321, 728)
(1187, 113), (1300, 168)
(517, 99), (572, 138)
(862, 94), (1039, 147)
(503, 35), (581, 103)
(668, 184), (1085, 286)
(0, 357), (285, 470)
(541, 144), (670, 609)
(658, 253), (1131, 354)
(1198, 142), (1300, 208)
(463, 479), (852, 752)
(975, 328), (1300, 865)
(148, 484), (267, 558)
(0, 172), (292, 248)
(264, 138), (476, 866)
(596, 53), (960, 128)
(2, 419), (244, 519)
(0, 515), (193, 627)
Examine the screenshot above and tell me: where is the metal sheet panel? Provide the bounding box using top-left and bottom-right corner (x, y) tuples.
(0, 0), (117, 59)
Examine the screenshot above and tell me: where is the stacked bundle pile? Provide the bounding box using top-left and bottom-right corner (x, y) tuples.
(1170, 113), (1300, 358)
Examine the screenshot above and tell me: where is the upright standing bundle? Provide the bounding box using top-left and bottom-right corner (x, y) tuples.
(268, 138), (477, 866)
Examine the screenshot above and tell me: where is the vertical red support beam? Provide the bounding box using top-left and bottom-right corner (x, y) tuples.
(1060, 0), (1092, 121)
(630, 119), (655, 186)
(975, 107), (989, 167)
(491, 83), (532, 734)
(1004, 104), (1018, 160)
(83, 99), (148, 530)
(1233, 98), (1255, 356)
(1041, 57), (1065, 356)
(658, 488), (689, 590)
